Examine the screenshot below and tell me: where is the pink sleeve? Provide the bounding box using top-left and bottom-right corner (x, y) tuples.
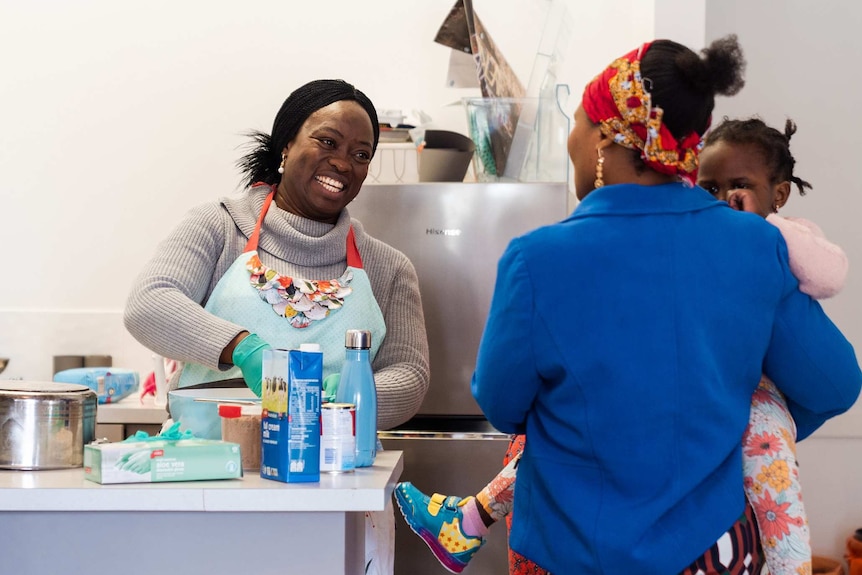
(766, 215), (848, 299)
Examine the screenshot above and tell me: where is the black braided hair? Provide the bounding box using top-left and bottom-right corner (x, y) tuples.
(703, 117), (813, 196)
(236, 79), (380, 188)
(641, 34), (746, 140)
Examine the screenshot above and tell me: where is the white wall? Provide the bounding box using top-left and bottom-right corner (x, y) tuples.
(653, 0), (704, 50)
(0, 0), (652, 380)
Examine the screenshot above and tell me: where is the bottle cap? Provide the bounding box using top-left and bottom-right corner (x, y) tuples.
(299, 343), (322, 353)
(344, 329), (372, 350)
(218, 404), (242, 418)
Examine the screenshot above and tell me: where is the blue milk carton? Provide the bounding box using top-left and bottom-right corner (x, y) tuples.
(260, 348), (322, 483)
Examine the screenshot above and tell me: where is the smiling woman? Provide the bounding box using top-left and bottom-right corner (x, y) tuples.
(276, 99), (376, 223)
(237, 79), (381, 221)
(123, 78), (430, 574)
(125, 77), (429, 416)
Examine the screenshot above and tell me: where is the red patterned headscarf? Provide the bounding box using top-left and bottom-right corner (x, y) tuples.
(582, 42), (704, 183)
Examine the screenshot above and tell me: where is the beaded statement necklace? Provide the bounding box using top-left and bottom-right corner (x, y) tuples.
(246, 253), (353, 329)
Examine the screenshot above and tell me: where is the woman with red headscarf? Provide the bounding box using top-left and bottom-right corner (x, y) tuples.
(396, 35), (861, 574)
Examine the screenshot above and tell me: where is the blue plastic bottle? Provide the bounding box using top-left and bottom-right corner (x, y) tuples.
(335, 329), (377, 467)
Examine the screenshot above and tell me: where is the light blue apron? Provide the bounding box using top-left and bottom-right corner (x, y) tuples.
(178, 186), (386, 388)
(175, 187), (394, 573)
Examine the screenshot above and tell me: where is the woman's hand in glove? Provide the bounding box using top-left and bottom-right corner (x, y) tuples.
(323, 373), (341, 403)
(231, 333), (272, 397)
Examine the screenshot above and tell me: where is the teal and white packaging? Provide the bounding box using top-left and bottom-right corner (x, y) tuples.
(54, 367), (139, 405)
(260, 348), (322, 483)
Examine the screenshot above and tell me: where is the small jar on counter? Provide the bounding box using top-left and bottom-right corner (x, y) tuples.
(218, 403), (262, 472)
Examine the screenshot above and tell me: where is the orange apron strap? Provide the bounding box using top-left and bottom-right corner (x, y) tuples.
(246, 185), (362, 268)
(346, 226), (363, 269)
(244, 188), (275, 253)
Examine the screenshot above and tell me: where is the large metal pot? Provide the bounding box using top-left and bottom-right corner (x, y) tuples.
(0, 381), (97, 470)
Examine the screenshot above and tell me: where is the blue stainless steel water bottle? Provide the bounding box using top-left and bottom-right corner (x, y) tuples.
(335, 329), (377, 467)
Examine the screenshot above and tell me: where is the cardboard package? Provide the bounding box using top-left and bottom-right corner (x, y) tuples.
(84, 438), (242, 484)
(260, 348), (323, 483)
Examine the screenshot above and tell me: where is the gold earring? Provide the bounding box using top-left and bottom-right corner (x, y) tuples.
(773, 202), (779, 213)
(594, 148), (605, 189)
(278, 154), (286, 175)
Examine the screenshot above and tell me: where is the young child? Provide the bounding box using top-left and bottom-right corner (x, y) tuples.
(394, 117), (848, 575)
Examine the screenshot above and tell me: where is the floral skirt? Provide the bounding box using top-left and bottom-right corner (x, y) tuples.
(502, 434), (549, 575)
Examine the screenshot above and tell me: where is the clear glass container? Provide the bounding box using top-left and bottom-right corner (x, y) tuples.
(462, 88), (570, 183)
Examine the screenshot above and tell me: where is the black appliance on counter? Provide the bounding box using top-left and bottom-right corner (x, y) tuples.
(350, 182), (569, 575)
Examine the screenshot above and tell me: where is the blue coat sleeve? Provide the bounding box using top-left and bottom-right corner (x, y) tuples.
(471, 240), (538, 434)
(763, 238), (862, 440)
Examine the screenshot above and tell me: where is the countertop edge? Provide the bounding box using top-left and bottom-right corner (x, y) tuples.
(0, 451), (403, 513)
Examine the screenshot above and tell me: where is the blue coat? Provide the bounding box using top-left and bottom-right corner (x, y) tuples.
(472, 182), (861, 575)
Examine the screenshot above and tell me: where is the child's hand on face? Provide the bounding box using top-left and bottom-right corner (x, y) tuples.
(726, 189), (767, 216)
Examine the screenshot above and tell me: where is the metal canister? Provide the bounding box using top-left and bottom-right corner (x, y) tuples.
(0, 381), (97, 470)
(320, 402), (356, 474)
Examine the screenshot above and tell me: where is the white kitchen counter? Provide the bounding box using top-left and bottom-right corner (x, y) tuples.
(96, 393), (168, 426)
(0, 450), (403, 574)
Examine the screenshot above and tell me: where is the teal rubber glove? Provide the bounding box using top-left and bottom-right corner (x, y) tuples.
(322, 373), (340, 404)
(232, 333), (271, 398)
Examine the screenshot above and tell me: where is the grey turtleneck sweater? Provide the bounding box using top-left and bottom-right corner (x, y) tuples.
(124, 185), (430, 430)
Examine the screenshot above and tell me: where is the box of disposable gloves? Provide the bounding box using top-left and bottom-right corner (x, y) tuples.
(84, 428), (242, 484)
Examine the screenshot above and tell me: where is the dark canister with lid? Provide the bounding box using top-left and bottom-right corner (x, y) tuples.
(0, 381), (97, 469)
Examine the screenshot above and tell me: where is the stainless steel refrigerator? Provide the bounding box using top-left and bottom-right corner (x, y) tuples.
(349, 182), (569, 575)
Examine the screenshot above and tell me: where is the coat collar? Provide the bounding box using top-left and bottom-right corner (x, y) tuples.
(570, 182), (724, 219)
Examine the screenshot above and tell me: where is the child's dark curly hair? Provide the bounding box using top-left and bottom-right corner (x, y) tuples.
(704, 117), (812, 196)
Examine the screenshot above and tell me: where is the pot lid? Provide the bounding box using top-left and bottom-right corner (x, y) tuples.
(0, 381), (92, 395)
